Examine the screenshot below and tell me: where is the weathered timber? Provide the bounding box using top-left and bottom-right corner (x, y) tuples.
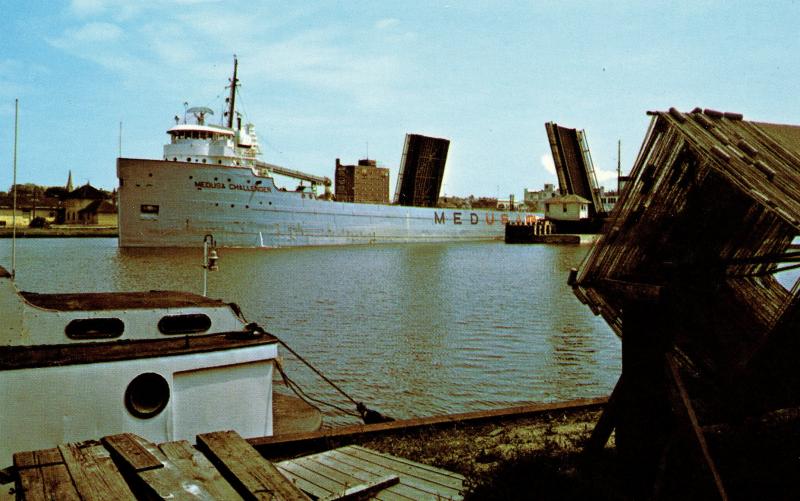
(13, 430), (471, 500)
(14, 448), (80, 501)
(666, 354), (728, 500)
(197, 430), (310, 500)
(102, 434), (163, 472)
(276, 446), (464, 501)
(58, 442), (135, 501)
(572, 107), (800, 496)
(583, 376), (622, 457)
(250, 397), (607, 457)
(318, 474), (399, 501)
(158, 440), (241, 500)
(0, 331), (277, 370)
(105, 433), (219, 500)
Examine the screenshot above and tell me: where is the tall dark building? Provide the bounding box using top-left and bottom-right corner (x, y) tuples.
(334, 158), (390, 204)
(393, 134), (450, 207)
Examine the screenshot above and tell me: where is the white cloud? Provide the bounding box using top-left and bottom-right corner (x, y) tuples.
(69, 0), (107, 17)
(64, 22), (123, 43)
(594, 166), (618, 183)
(375, 18), (399, 30)
(541, 151), (617, 185)
(540, 152), (555, 174)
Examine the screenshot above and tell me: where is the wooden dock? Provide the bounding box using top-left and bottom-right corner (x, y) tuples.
(12, 430), (464, 500)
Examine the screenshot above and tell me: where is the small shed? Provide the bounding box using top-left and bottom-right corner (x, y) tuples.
(543, 194), (590, 221)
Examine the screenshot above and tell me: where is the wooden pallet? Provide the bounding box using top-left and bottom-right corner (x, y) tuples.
(13, 431), (462, 500)
(276, 445), (464, 501)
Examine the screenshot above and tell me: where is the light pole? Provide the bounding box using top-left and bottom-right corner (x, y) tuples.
(202, 234), (219, 296)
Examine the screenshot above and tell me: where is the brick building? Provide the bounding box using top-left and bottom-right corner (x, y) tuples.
(334, 159), (390, 204)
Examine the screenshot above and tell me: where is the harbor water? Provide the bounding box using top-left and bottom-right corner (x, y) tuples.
(3, 238), (620, 426)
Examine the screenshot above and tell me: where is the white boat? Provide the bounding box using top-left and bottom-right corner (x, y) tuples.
(0, 264), (283, 466)
(117, 58), (537, 248)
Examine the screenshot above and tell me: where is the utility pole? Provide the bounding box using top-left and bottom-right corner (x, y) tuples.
(617, 139), (621, 193)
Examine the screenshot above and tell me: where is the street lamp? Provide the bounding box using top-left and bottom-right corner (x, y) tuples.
(202, 234), (219, 296)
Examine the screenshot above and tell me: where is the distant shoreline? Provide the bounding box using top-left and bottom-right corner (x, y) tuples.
(0, 227), (118, 238)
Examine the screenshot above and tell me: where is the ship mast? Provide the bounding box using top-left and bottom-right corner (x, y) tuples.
(226, 56), (238, 129)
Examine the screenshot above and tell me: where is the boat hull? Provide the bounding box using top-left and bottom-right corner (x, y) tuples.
(0, 338), (276, 464)
(117, 158), (537, 248)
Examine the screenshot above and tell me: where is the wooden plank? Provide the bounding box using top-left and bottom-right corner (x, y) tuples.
(323, 448), (461, 500)
(666, 354), (729, 500)
(275, 460), (345, 498)
(304, 453), (418, 501)
(271, 465), (330, 500)
(342, 446), (464, 490)
(14, 450), (50, 500)
(14, 449), (63, 470)
(106, 433), (218, 500)
(59, 443), (136, 501)
(249, 397), (607, 453)
(102, 433), (163, 472)
(321, 451), (445, 500)
(583, 376), (622, 456)
(13, 448), (81, 501)
(16, 466), (45, 500)
(320, 474), (399, 501)
(0, 331), (277, 370)
(39, 462), (81, 501)
(158, 440), (242, 500)
(596, 278), (663, 304)
(197, 430), (310, 500)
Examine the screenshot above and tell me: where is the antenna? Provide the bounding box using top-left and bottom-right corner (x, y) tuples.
(617, 139), (621, 193)
(11, 99), (18, 280)
(226, 55), (238, 129)
(119, 121), (123, 157)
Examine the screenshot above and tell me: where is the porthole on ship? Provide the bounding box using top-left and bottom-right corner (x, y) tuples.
(158, 313), (212, 335)
(125, 372), (170, 419)
(65, 318), (125, 340)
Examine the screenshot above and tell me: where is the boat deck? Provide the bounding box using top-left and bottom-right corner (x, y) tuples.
(12, 430), (464, 500)
(20, 290), (228, 311)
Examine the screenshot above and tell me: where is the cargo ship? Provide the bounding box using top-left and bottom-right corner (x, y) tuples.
(117, 59), (536, 248)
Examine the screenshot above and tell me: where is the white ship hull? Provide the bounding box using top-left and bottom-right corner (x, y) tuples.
(1, 344), (275, 462)
(117, 158), (537, 248)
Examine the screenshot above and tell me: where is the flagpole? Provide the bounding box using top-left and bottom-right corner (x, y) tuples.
(11, 98), (19, 280)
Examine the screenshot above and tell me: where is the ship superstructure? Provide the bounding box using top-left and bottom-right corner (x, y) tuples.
(117, 58), (536, 248)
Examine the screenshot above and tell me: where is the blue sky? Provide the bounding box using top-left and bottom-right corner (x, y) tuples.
(1, 1), (798, 198)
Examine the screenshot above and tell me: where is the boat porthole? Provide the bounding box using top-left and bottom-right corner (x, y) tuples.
(187, 157), (191, 162)
(125, 373), (170, 419)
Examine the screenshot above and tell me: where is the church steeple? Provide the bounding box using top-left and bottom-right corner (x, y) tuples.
(66, 170), (73, 192)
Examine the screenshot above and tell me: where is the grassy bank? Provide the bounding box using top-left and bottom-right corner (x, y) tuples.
(0, 227), (117, 238)
(358, 407), (620, 500)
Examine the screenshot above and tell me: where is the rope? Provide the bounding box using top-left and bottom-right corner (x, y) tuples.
(274, 337), (361, 407)
(245, 324), (394, 423)
(274, 361), (361, 418)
